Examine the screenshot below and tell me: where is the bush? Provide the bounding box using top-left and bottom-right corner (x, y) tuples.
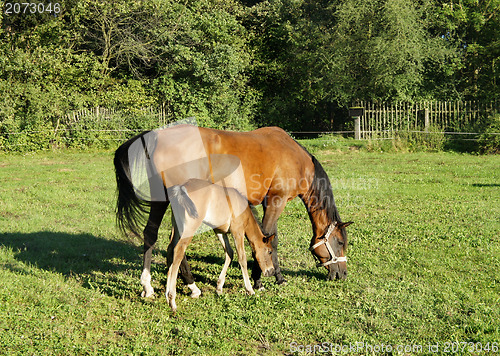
(394, 125), (446, 152)
(478, 114), (500, 154)
(64, 108), (161, 150)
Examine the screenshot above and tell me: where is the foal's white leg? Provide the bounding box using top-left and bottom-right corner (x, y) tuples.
(216, 233), (234, 295)
(233, 231), (255, 295)
(166, 237), (192, 313)
(170, 226), (201, 299)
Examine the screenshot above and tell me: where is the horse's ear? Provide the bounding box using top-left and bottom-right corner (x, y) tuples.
(339, 221), (354, 229)
(263, 234), (275, 244)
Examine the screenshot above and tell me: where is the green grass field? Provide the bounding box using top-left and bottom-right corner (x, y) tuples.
(0, 143), (499, 355)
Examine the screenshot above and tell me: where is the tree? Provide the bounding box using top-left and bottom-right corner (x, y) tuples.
(426, 0), (500, 101)
(244, 0), (449, 130)
(326, 0), (434, 102)
(149, 0), (256, 129)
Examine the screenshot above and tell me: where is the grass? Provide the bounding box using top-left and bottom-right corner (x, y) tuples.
(0, 145), (499, 355)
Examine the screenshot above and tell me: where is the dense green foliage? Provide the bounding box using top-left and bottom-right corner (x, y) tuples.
(1, 0), (499, 142)
(1, 147), (499, 353)
(478, 114), (500, 154)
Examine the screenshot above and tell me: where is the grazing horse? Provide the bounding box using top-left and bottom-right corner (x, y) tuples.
(166, 178), (275, 312)
(114, 124), (352, 298)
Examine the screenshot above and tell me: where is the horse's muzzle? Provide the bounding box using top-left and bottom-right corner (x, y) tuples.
(263, 267), (275, 277)
(328, 267), (347, 280)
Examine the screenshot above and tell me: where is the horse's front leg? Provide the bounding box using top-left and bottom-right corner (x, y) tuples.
(216, 233), (234, 295)
(233, 231), (254, 295)
(141, 202), (168, 298)
(252, 196), (287, 289)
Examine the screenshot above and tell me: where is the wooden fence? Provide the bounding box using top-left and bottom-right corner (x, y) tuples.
(65, 101), (497, 140)
(351, 100), (499, 139)
(63, 106), (170, 128)
(4, 100), (499, 149)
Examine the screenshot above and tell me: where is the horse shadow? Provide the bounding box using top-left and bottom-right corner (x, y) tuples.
(177, 252), (232, 287)
(0, 231), (143, 297)
(0, 231), (328, 297)
(0, 231), (241, 296)
(182, 253), (329, 286)
(283, 269), (327, 281)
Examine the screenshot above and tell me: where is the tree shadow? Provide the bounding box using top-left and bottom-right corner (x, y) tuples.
(471, 183), (500, 187)
(0, 231), (141, 277)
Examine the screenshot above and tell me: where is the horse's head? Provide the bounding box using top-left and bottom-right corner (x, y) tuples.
(310, 221), (353, 280)
(254, 233), (275, 277)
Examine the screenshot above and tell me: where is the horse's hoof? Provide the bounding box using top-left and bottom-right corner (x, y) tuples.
(141, 289), (155, 298)
(276, 277), (287, 285)
(216, 279), (225, 295)
(187, 284), (201, 298)
(253, 280), (263, 290)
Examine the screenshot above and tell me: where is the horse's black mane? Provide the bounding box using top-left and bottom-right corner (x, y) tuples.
(310, 155), (342, 224)
(293, 139), (342, 225)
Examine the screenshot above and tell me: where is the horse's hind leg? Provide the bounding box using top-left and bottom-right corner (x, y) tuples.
(168, 221), (201, 298)
(166, 235), (193, 313)
(216, 233), (233, 295)
(141, 202), (168, 298)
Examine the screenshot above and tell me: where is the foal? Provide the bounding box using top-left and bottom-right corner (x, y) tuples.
(166, 179), (275, 313)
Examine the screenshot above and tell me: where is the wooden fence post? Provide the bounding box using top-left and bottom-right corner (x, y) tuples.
(354, 116), (361, 140)
(424, 108), (430, 132)
(349, 107), (365, 140)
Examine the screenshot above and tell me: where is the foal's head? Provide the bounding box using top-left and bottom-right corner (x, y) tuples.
(310, 221), (353, 280)
(253, 233), (275, 277)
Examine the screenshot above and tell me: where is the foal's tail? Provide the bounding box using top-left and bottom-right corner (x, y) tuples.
(114, 132), (152, 238)
(170, 185), (199, 219)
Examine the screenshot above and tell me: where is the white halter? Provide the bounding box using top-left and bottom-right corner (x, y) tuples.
(309, 222), (347, 267)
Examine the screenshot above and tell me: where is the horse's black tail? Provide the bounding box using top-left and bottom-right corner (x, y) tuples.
(170, 185), (199, 219)
(114, 132), (152, 238)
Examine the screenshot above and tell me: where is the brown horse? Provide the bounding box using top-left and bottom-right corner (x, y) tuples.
(114, 124), (352, 298)
(166, 178), (275, 312)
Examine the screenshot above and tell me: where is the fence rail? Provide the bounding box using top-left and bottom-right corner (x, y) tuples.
(1, 101), (499, 150)
(352, 100), (499, 139)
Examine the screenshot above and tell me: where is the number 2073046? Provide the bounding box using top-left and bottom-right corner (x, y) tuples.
(5, 3), (61, 15)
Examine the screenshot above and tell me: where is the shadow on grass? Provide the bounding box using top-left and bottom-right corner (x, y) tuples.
(180, 252), (234, 287)
(283, 268), (327, 281)
(443, 139), (479, 153)
(0, 231), (140, 277)
(187, 252), (329, 285)
(0, 231), (333, 297)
